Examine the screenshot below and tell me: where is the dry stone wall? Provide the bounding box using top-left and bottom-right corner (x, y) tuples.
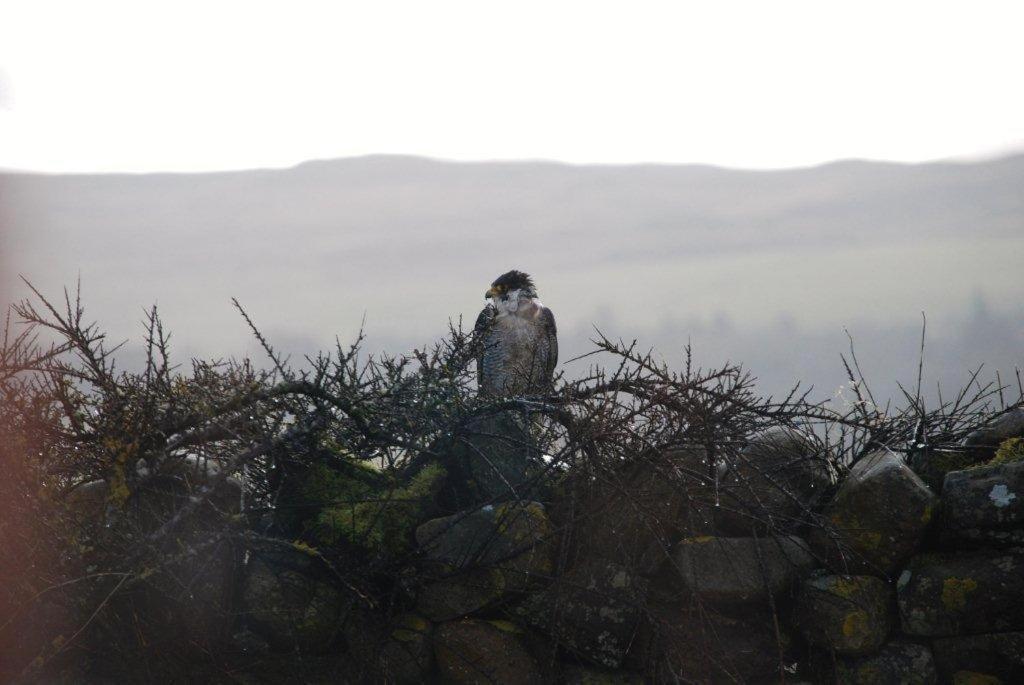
(65, 410), (1024, 683)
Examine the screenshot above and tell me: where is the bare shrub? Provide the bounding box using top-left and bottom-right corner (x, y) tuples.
(0, 281), (1019, 682)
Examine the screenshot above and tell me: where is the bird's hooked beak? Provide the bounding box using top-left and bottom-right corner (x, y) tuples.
(485, 286), (500, 300)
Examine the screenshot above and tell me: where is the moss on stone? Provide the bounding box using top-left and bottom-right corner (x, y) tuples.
(495, 501), (548, 539)
(990, 438), (1024, 466)
(931, 450), (977, 474)
(314, 463), (445, 557)
(300, 460), (381, 506)
(937, 450), (974, 473)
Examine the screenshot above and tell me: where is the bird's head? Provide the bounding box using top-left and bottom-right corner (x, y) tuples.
(485, 270), (537, 302)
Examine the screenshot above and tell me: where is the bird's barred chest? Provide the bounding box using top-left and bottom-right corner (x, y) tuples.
(482, 308), (550, 390)
(486, 313), (545, 358)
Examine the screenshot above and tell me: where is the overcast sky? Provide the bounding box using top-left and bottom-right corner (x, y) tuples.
(1, 0), (1022, 173)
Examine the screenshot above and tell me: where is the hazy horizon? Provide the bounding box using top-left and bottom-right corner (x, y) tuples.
(4, 147), (1024, 177)
(3, 151), (1022, 406)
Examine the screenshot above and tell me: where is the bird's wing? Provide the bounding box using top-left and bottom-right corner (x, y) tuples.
(473, 304), (496, 386)
(539, 305), (558, 382)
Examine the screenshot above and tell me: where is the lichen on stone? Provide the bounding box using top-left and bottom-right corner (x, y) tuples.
(829, 511), (883, 551)
(390, 613), (430, 642)
(290, 540), (319, 556)
(952, 671), (1004, 685)
(842, 610), (869, 639)
(485, 619), (522, 634)
(941, 577), (978, 611)
(988, 483), (1017, 508)
(920, 502), (935, 524)
(830, 576), (860, 599)
(680, 535), (715, 544)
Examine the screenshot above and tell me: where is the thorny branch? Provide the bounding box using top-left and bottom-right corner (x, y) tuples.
(0, 283), (1020, 681)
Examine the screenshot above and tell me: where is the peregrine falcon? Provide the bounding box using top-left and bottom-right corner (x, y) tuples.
(474, 270), (558, 398)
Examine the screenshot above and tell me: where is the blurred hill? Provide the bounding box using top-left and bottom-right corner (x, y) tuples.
(1, 154), (1022, 402)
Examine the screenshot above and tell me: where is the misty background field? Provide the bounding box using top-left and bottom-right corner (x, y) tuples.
(2, 152), (1022, 404)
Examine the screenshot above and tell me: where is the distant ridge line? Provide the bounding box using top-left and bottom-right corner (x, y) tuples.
(2, 149), (1023, 178)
